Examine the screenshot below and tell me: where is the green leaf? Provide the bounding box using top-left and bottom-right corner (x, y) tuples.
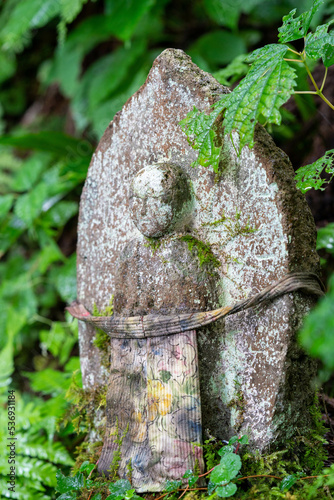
(0, 51), (16, 85)
(278, 0), (323, 43)
(56, 470), (84, 493)
(210, 453), (242, 484)
(104, 0), (155, 41)
(0, 335), (14, 387)
(60, 0), (88, 25)
(228, 436), (238, 445)
(107, 479), (132, 499)
(213, 54), (249, 86)
(87, 42), (146, 111)
(218, 445), (235, 456)
(222, 44), (297, 151)
(317, 223), (334, 255)
(238, 435), (248, 444)
(216, 482), (237, 497)
(305, 21), (334, 67)
(79, 461), (96, 474)
(203, 0), (264, 30)
(40, 321), (77, 365)
(160, 370), (172, 383)
(299, 273), (334, 370)
(50, 254), (77, 303)
(0, 194), (14, 220)
(165, 479), (183, 492)
(280, 474), (298, 492)
(14, 182), (48, 227)
(57, 493), (78, 500)
(295, 149), (334, 193)
(0, 0), (61, 52)
(180, 101), (226, 172)
(0, 132), (93, 157)
(189, 30), (247, 67)
(42, 201), (78, 228)
(11, 152), (50, 192)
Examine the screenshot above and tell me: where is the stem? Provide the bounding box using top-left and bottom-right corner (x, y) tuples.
(284, 58), (304, 63)
(235, 474), (282, 481)
(304, 60), (320, 92)
(198, 467), (215, 478)
(287, 47), (301, 56)
(320, 66), (328, 92)
(318, 92), (334, 112)
(300, 474), (331, 481)
(178, 486), (189, 499)
(293, 91), (318, 95)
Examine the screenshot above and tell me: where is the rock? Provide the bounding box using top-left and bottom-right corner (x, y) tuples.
(76, 48), (319, 491)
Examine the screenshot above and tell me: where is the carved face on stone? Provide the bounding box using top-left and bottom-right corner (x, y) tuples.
(129, 162), (192, 238)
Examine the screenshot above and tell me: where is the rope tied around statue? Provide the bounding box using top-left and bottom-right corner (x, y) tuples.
(67, 272), (325, 338)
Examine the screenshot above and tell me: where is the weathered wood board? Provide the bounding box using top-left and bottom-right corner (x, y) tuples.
(76, 49), (320, 491)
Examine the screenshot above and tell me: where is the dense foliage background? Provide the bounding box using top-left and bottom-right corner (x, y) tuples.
(1, 0), (334, 498)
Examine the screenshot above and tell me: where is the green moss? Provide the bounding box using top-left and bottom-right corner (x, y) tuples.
(144, 236), (162, 253)
(92, 296), (114, 317)
(202, 209), (257, 238)
(180, 234), (221, 268)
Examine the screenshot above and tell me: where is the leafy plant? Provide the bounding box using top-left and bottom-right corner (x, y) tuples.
(181, 0), (334, 172)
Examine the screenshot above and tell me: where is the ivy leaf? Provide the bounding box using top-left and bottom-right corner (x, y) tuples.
(216, 482), (238, 497)
(107, 479), (132, 500)
(165, 479), (183, 492)
(56, 470), (84, 493)
(222, 44), (297, 151)
(218, 445), (235, 457)
(295, 149), (334, 193)
(317, 223), (334, 255)
(210, 453), (242, 484)
(305, 21), (334, 67)
(278, 0), (323, 43)
(280, 474), (298, 492)
(180, 100), (227, 172)
(238, 435), (249, 444)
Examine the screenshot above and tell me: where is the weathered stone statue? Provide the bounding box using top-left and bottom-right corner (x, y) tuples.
(68, 49), (323, 491)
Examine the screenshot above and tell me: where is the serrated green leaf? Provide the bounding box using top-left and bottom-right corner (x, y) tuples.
(213, 54), (249, 86)
(280, 474), (298, 492)
(180, 101), (226, 172)
(278, 0), (323, 43)
(305, 21), (334, 67)
(317, 223), (334, 255)
(40, 321), (77, 365)
(216, 482), (237, 497)
(56, 470), (84, 493)
(210, 453), (242, 484)
(60, 0), (88, 25)
(222, 44), (297, 151)
(295, 149), (334, 193)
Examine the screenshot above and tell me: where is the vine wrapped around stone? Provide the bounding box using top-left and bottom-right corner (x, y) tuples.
(66, 272), (325, 339)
